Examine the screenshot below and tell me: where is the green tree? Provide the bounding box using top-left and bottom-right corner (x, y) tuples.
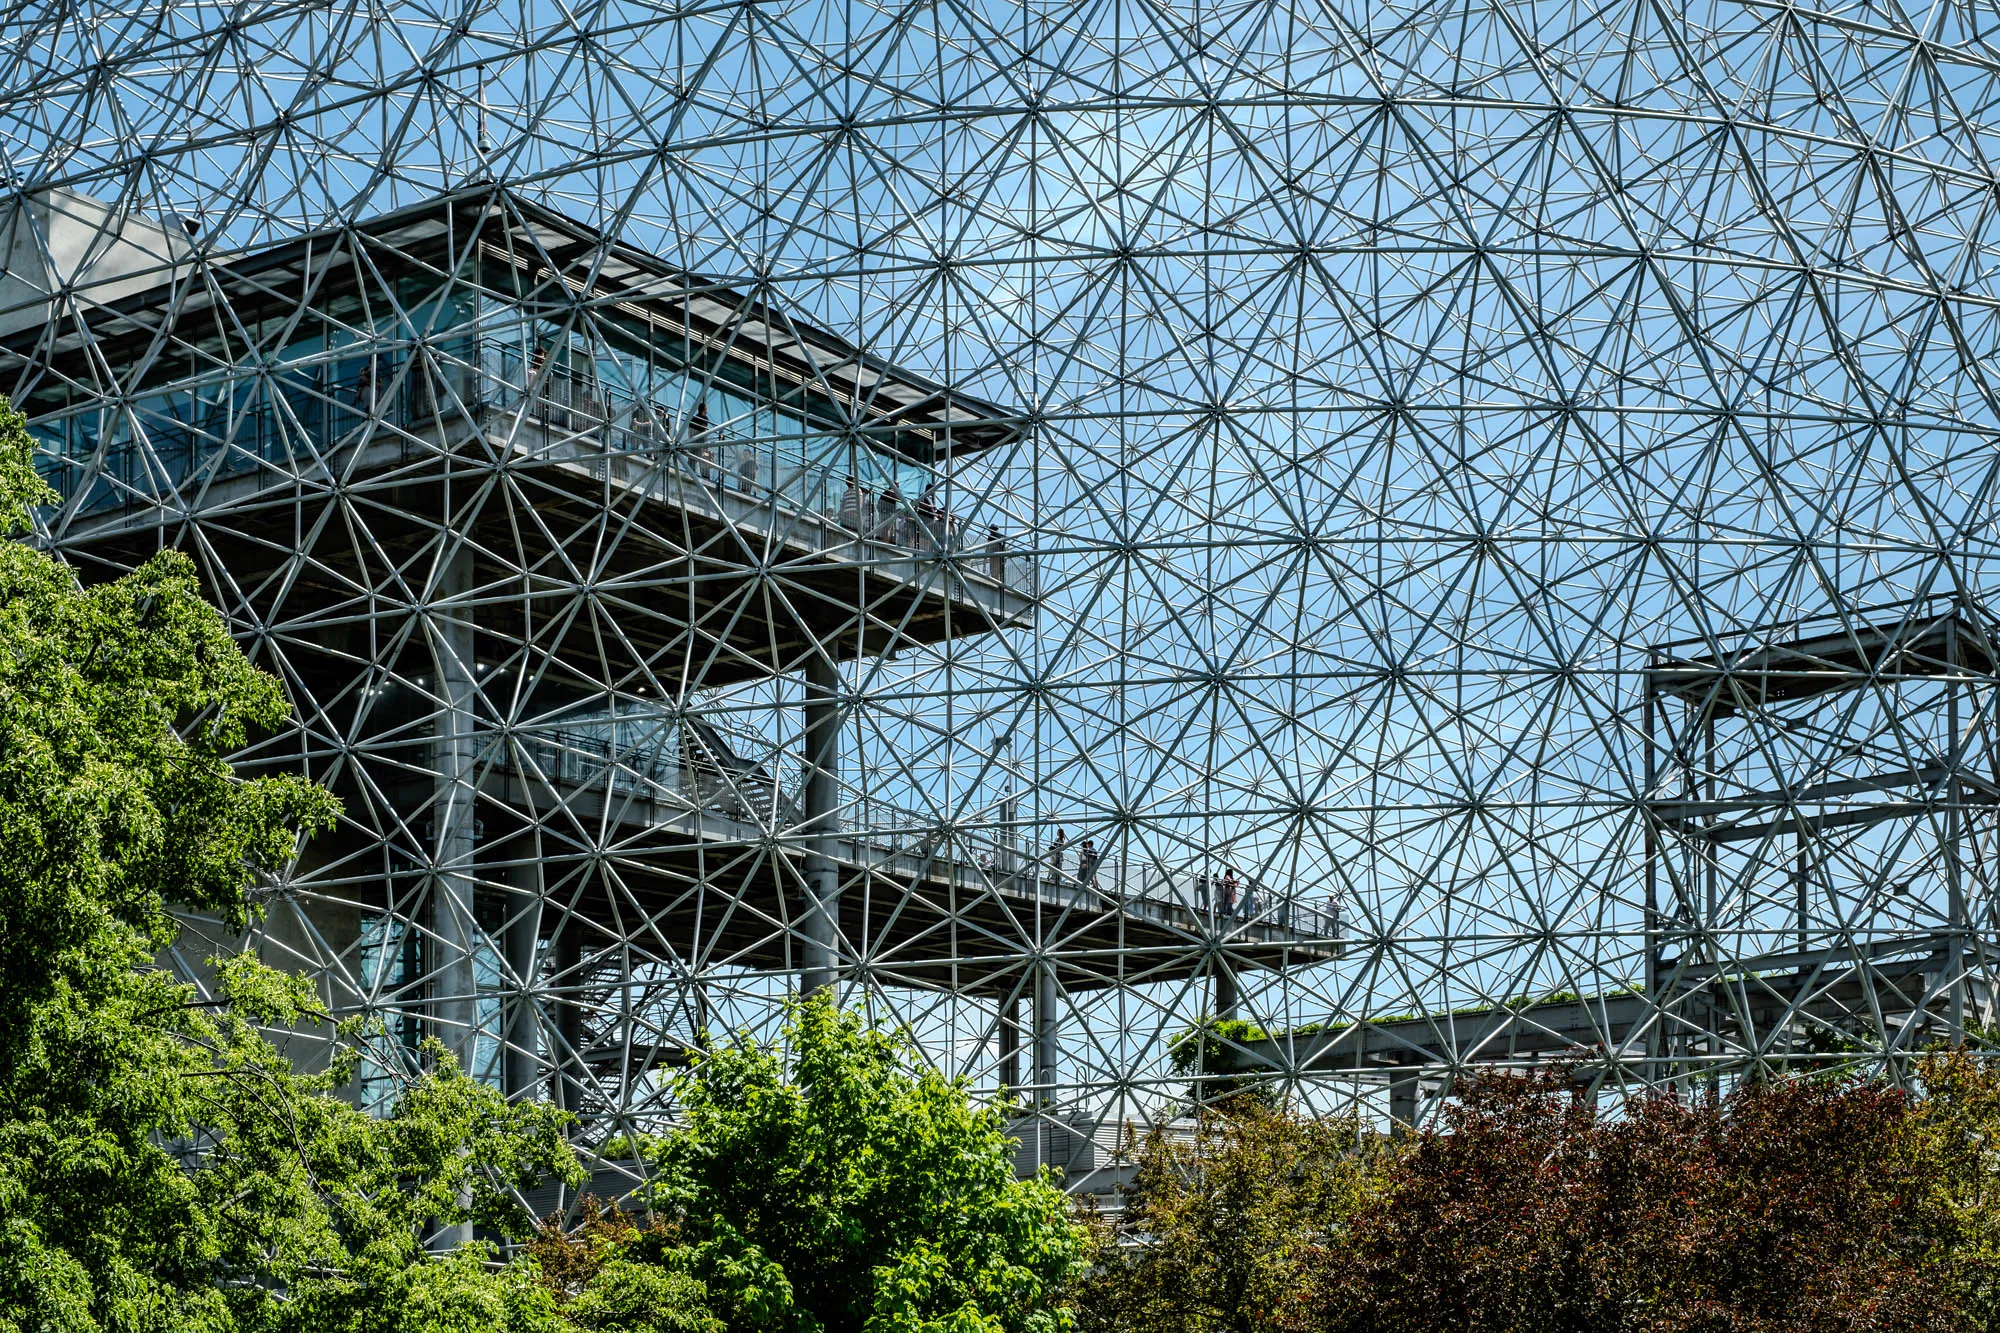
(528, 1199), (723, 1333)
(0, 402), (581, 1333)
(569, 998), (1093, 1333)
(1075, 1102), (1378, 1333)
(1895, 1049), (2000, 1329)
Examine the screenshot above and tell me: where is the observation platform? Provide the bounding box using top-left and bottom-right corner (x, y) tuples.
(322, 713), (1345, 1000)
(6, 188), (1015, 459)
(18, 189), (1037, 684)
(1647, 603), (1998, 716)
(1630, 598), (1999, 1081)
(1642, 602), (2000, 844)
(44, 380), (1036, 684)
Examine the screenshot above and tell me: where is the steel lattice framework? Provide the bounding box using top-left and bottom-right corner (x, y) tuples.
(5, 0), (2000, 1192)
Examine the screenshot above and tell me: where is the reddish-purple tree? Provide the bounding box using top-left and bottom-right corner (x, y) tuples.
(1307, 1068), (1959, 1333)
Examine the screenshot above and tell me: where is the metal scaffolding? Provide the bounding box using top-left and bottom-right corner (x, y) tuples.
(5, 0), (2000, 1180)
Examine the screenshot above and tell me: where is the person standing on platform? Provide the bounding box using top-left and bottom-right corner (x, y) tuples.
(840, 474), (861, 529)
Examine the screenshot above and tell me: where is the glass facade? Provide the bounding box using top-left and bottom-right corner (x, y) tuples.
(30, 285), (935, 530)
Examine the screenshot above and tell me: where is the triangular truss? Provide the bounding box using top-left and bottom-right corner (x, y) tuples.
(4, 0), (2000, 1186)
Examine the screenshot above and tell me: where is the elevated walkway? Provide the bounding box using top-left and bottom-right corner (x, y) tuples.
(331, 710), (1346, 997)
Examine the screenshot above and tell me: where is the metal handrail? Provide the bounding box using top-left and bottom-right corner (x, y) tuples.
(501, 719), (1338, 940)
(37, 341), (1040, 603)
(504, 361), (1036, 599)
(843, 788), (1342, 938)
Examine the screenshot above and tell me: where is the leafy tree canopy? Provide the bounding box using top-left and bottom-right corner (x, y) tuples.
(1087, 1056), (2000, 1333)
(1075, 1102), (1378, 1333)
(533, 1000), (1095, 1333)
(0, 403), (582, 1333)
(1894, 1048), (2000, 1328)
(1312, 1067), (1955, 1332)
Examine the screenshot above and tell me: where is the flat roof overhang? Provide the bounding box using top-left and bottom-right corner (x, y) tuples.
(1, 185), (1025, 464)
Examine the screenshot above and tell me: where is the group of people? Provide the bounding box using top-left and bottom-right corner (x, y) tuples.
(1041, 835), (1270, 923)
(973, 829), (1102, 887)
(669, 401), (771, 493)
(1042, 829), (1101, 886)
(838, 475), (1008, 576)
(984, 828), (1251, 911)
(964, 832), (1349, 939)
(968, 835), (1346, 935)
(1199, 867), (1262, 919)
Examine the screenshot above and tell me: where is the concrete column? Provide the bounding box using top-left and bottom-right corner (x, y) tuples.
(429, 543), (479, 1078)
(999, 791), (1019, 877)
(1212, 956), (1239, 1021)
(1388, 1069), (1420, 1137)
(427, 542), (478, 1253)
(1033, 960), (1060, 1106)
(800, 654), (842, 996)
(553, 927), (588, 1122)
(687, 972), (712, 1047)
(501, 848), (541, 1101)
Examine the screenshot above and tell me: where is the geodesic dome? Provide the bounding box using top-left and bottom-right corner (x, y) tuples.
(5, 0), (2000, 1179)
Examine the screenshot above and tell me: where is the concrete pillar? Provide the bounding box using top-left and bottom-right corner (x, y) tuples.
(1388, 1069), (1420, 1137)
(1212, 957), (1239, 1021)
(687, 973), (711, 1047)
(553, 927), (588, 1122)
(800, 654), (842, 996)
(1033, 960), (1060, 1106)
(999, 791), (1019, 877)
(429, 542), (479, 1077)
(427, 543), (479, 1252)
(501, 849), (541, 1101)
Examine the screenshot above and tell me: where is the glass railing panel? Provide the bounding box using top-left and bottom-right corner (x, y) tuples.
(457, 341), (1035, 597)
(33, 336), (1037, 600)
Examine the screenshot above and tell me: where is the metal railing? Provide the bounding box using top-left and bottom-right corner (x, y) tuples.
(36, 342), (1038, 602)
(842, 791), (1343, 939)
(1012, 858), (1343, 939)
(499, 719), (1339, 940)
(505, 361), (1036, 599)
